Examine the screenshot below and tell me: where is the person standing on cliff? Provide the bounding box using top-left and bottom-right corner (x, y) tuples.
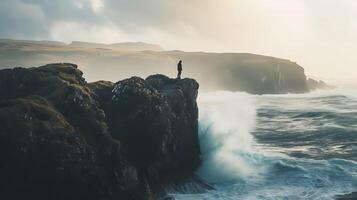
(177, 60), (183, 79)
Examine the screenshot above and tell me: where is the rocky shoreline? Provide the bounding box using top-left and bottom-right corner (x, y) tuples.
(0, 63), (202, 200)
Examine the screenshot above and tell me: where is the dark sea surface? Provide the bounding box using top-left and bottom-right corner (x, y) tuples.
(174, 88), (357, 200)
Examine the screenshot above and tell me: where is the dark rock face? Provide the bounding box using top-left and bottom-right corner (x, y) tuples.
(0, 63), (200, 200)
(219, 60), (309, 94)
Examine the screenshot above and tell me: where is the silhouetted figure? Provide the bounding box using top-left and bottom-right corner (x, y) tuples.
(177, 60), (183, 79)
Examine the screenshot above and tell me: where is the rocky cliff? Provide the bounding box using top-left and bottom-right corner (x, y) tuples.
(0, 63), (200, 200)
(307, 78), (334, 91)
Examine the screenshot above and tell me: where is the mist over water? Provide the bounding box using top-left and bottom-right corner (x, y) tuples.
(174, 89), (357, 200)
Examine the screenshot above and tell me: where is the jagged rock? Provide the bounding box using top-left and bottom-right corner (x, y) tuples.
(0, 63), (200, 200)
(89, 74), (201, 195)
(307, 78), (334, 90)
(0, 96), (98, 200)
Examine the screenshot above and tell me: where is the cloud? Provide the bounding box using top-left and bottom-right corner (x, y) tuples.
(0, 0), (325, 49)
(49, 21), (130, 43)
(21, 0), (104, 22)
(90, 0), (104, 13)
(0, 0), (49, 39)
(0, 0), (357, 79)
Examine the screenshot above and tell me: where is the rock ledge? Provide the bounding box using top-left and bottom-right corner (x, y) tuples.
(0, 63), (200, 200)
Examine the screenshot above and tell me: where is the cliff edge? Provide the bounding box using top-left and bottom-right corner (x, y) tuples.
(0, 63), (200, 200)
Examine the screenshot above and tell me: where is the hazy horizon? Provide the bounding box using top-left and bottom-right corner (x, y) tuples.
(1, 0), (357, 82)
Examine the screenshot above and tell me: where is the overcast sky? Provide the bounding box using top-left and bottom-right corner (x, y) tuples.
(1, 0), (357, 81)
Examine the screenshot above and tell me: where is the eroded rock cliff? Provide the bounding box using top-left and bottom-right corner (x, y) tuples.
(0, 63), (200, 200)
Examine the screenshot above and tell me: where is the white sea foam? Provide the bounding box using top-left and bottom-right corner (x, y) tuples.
(197, 91), (265, 183)
(179, 90), (357, 200)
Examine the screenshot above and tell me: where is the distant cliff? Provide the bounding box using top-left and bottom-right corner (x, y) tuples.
(0, 63), (200, 200)
(69, 41), (164, 51)
(307, 78), (334, 91)
(173, 53), (309, 94)
(0, 39), (327, 94)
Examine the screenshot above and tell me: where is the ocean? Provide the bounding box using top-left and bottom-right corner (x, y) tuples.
(173, 88), (357, 200)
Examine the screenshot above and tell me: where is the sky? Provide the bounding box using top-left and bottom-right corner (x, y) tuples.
(1, 0), (357, 82)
